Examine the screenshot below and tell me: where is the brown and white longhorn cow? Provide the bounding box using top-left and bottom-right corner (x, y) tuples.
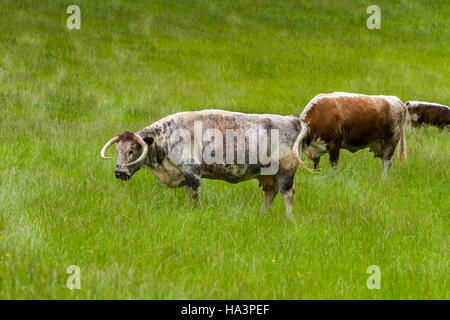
(293, 92), (407, 175)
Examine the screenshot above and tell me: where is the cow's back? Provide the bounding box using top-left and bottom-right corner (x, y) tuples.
(169, 110), (302, 148)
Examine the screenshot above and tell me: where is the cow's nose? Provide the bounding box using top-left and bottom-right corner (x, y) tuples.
(115, 170), (130, 180)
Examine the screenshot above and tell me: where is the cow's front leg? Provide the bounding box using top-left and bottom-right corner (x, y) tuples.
(313, 158), (320, 172)
(185, 184), (201, 201)
(328, 144), (341, 167)
(181, 166), (202, 206)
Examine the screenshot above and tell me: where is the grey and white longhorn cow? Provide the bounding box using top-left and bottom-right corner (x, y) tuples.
(100, 110), (312, 220)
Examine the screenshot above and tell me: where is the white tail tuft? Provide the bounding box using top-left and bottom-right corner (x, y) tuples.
(293, 122), (316, 173)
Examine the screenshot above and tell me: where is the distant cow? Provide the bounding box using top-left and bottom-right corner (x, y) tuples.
(293, 92), (407, 175)
(405, 101), (450, 129)
(100, 110), (312, 220)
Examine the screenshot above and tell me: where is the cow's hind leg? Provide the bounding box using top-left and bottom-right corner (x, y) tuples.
(381, 143), (396, 177)
(258, 176), (278, 212)
(382, 156), (394, 177)
(262, 188), (278, 213)
(276, 173), (296, 221)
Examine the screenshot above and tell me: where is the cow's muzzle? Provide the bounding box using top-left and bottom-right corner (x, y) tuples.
(115, 170), (131, 181)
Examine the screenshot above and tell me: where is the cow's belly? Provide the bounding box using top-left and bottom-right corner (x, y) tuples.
(304, 135), (379, 158)
(201, 164), (260, 183)
(341, 133), (384, 152)
(341, 143), (369, 153)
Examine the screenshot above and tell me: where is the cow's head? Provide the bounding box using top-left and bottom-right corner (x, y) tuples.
(100, 132), (153, 180)
(303, 138), (327, 161)
(405, 102), (420, 127)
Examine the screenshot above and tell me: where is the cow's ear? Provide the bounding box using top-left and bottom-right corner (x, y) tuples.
(143, 137), (154, 146)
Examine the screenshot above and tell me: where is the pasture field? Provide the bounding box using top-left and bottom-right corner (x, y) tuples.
(0, 0), (449, 299)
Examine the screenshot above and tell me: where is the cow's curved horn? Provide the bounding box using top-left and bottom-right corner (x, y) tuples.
(100, 136), (119, 159)
(124, 135), (148, 166)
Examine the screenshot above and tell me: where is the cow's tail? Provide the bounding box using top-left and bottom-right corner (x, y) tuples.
(293, 121), (316, 173)
(398, 121), (407, 163)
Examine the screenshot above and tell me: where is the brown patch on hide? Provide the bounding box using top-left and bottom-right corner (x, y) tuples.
(258, 176), (277, 191)
(118, 131), (136, 141)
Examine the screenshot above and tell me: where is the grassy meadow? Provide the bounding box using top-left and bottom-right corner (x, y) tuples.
(0, 0), (449, 299)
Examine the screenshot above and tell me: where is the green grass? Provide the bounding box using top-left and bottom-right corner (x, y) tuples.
(0, 0), (449, 299)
